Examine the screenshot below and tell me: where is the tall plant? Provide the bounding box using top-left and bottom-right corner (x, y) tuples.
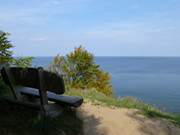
(49, 46), (113, 96)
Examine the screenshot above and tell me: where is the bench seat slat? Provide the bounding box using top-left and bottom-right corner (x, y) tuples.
(17, 87), (83, 107)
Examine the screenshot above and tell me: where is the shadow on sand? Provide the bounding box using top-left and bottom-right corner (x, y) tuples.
(0, 99), (101, 135)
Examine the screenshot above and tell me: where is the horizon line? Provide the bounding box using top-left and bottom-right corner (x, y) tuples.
(13, 55), (180, 58)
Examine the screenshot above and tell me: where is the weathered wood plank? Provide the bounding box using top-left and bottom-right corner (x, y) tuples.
(19, 87), (83, 107)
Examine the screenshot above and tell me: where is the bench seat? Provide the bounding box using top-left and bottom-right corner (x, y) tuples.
(17, 87), (83, 107)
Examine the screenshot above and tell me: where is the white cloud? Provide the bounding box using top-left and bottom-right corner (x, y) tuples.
(84, 17), (180, 49)
(0, 0), (93, 27)
(29, 37), (47, 41)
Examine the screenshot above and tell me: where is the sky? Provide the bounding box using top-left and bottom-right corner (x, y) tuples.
(0, 0), (180, 57)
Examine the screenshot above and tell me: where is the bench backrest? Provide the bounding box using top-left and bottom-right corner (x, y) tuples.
(1, 67), (65, 95)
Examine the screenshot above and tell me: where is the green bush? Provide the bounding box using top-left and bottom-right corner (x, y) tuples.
(12, 57), (33, 68)
(49, 46), (113, 96)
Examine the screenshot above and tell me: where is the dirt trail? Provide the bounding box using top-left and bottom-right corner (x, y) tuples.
(78, 102), (180, 135)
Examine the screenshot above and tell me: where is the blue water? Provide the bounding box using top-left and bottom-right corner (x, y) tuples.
(32, 57), (180, 113)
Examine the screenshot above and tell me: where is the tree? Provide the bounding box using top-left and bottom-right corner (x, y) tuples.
(0, 30), (33, 67)
(49, 46), (113, 96)
(0, 30), (33, 96)
(0, 31), (13, 64)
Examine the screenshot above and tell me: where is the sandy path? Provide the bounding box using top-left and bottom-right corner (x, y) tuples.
(77, 102), (180, 135)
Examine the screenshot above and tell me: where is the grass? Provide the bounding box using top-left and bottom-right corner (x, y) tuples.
(0, 98), (83, 135)
(66, 88), (180, 126)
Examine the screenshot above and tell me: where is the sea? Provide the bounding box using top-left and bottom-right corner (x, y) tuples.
(32, 57), (180, 113)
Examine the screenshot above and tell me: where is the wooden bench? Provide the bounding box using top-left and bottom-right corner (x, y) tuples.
(0, 66), (83, 115)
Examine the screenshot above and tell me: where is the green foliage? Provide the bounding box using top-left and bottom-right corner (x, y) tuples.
(0, 31), (13, 64)
(0, 30), (33, 67)
(49, 46), (113, 96)
(0, 31), (33, 96)
(12, 57), (33, 67)
(0, 31), (12, 96)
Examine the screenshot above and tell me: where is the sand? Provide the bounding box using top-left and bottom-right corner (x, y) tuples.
(77, 102), (180, 135)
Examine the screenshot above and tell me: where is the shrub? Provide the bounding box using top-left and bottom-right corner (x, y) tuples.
(12, 57), (33, 68)
(49, 46), (113, 96)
